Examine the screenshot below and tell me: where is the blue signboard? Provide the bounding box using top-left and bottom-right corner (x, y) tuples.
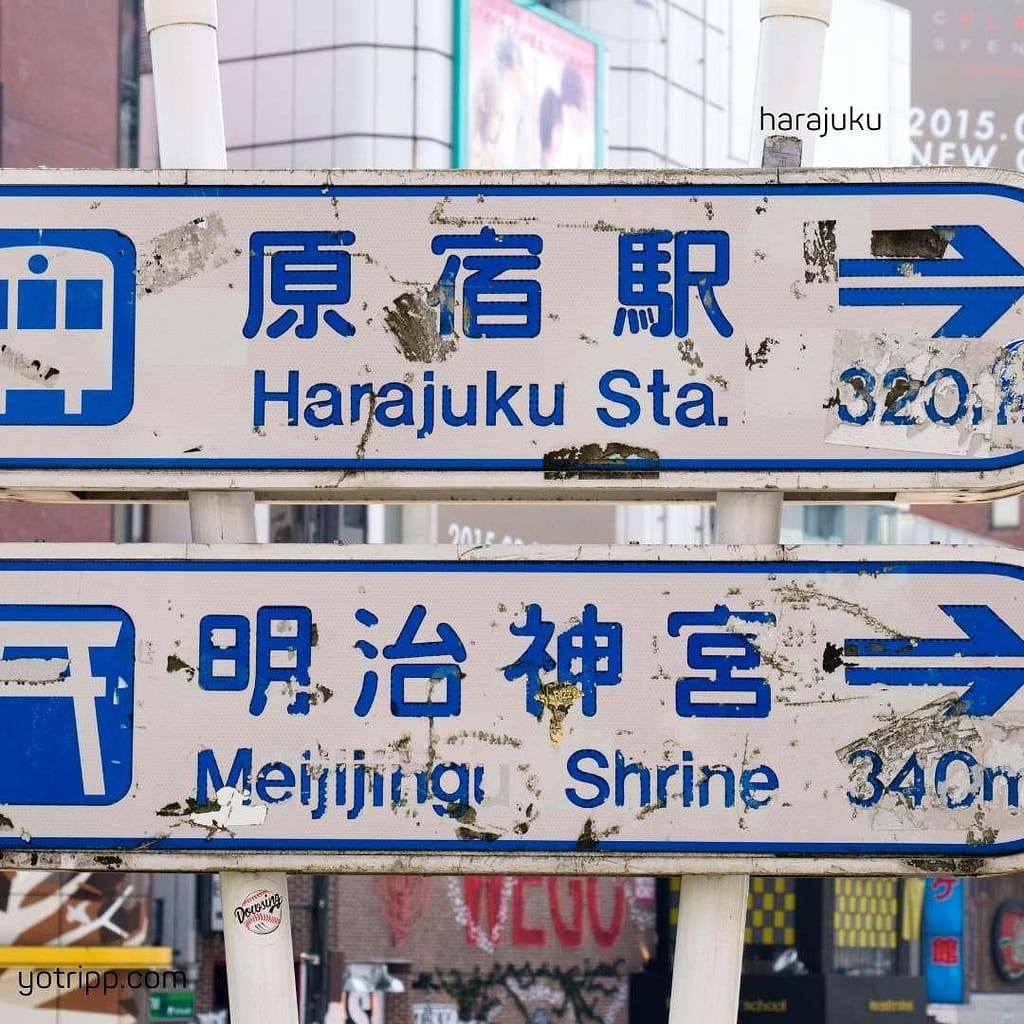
(0, 546), (1022, 874)
(0, 169), (1020, 500)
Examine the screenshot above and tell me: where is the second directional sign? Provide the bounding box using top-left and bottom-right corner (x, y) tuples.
(5, 543), (1024, 874)
(5, 166), (1024, 499)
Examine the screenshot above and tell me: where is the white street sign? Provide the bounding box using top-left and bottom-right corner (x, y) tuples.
(3, 543), (1024, 875)
(4, 167), (1024, 500)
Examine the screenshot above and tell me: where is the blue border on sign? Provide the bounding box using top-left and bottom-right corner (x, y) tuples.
(1, 180), (1023, 471)
(1, 555), (1023, 856)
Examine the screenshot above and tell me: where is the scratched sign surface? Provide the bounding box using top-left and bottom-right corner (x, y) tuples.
(7, 543), (1024, 875)
(5, 167), (1024, 500)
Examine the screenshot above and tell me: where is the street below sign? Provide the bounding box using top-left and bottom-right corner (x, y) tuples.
(4, 167), (1024, 500)
(4, 543), (1024, 875)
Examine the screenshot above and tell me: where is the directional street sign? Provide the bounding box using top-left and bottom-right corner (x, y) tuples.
(6, 167), (1024, 500)
(6, 543), (1024, 875)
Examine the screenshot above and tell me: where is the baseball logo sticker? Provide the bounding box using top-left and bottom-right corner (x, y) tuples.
(234, 888), (283, 935)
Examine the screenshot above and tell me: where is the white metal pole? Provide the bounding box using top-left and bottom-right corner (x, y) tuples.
(668, 3), (831, 1023)
(144, 3), (300, 1024)
(748, 0), (832, 168)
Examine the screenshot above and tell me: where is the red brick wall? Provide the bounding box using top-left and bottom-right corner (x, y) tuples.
(909, 502), (1024, 548)
(0, 0), (121, 169)
(0, 502), (111, 540)
(0, 0), (120, 541)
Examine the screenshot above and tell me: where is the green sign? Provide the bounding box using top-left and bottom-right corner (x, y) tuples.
(148, 990), (195, 1022)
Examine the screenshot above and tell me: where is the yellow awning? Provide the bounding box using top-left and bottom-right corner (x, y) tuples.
(0, 947), (172, 969)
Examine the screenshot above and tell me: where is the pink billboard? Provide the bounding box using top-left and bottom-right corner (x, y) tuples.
(455, 0), (603, 169)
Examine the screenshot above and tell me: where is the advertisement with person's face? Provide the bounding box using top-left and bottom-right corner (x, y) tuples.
(459, 0), (601, 169)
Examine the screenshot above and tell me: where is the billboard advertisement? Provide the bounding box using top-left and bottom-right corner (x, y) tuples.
(902, 2), (1024, 170)
(922, 877), (965, 1004)
(454, 0), (603, 169)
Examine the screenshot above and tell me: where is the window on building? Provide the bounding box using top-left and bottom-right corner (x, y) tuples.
(270, 506), (367, 544)
(832, 878), (899, 976)
(991, 495), (1021, 530)
(742, 876), (800, 974)
(803, 505), (844, 543)
(866, 506), (900, 544)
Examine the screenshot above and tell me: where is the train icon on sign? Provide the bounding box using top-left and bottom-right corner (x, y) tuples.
(0, 605), (135, 804)
(0, 229), (135, 425)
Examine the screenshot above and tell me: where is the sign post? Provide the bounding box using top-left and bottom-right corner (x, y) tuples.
(671, 5), (832, 1024)
(144, 4), (298, 1024)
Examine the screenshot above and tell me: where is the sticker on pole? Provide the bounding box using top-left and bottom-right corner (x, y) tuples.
(233, 888), (283, 935)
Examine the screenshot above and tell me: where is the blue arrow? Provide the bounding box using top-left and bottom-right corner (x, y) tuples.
(838, 225), (1024, 338)
(844, 605), (1024, 716)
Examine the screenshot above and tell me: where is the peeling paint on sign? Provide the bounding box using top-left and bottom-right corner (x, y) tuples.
(384, 291), (457, 363)
(137, 213), (235, 295)
(804, 220), (838, 283)
(870, 228), (950, 260)
(543, 443), (659, 479)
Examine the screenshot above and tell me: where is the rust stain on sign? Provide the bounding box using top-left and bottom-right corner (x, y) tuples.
(967, 823), (999, 846)
(884, 375), (924, 411)
(576, 816), (599, 851)
(543, 442), (659, 479)
(575, 816), (619, 851)
(428, 197), (538, 228)
(776, 581), (904, 638)
(906, 857), (985, 875)
(353, 392), (379, 461)
(156, 796), (220, 818)
(455, 824), (502, 841)
(446, 729), (522, 748)
(822, 641), (844, 672)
